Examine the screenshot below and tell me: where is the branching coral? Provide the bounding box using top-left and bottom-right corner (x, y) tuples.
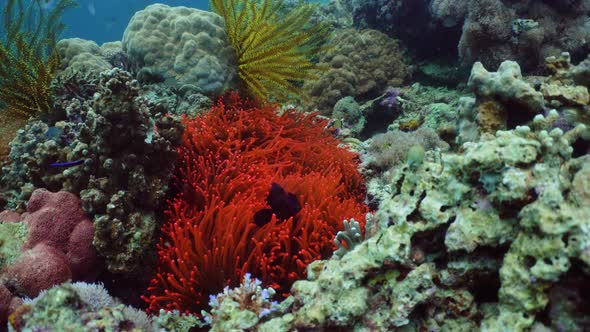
(0, 0), (75, 118)
(210, 0), (330, 102)
(143, 93), (368, 315)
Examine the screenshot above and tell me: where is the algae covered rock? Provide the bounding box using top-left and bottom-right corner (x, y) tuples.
(122, 4), (237, 94)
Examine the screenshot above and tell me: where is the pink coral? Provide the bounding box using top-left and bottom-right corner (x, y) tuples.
(0, 284), (12, 322)
(0, 189), (99, 302)
(3, 243), (72, 298)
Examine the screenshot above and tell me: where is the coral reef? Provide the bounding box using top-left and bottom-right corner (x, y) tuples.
(352, 0), (462, 60)
(56, 38), (126, 79)
(458, 53), (590, 144)
(457, 0), (590, 71)
(304, 28), (411, 115)
(239, 113), (590, 331)
(122, 4), (237, 94)
(0, 189), (100, 327)
(8, 282), (154, 331)
(1, 69), (183, 273)
(203, 273), (281, 331)
(211, 0), (330, 102)
(143, 93), (368, 315)
(351, 0), (590, 72)
(1, 1), (589, 330)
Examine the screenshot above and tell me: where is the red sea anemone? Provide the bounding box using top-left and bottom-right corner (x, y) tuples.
(143, 93), (368, 314)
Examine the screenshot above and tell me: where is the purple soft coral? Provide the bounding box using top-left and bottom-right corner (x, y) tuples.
(379, 87), (402, 110)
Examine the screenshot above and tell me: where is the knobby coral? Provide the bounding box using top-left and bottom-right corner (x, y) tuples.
(143, 93), (368, 315)
(210, 0), (330, 102)
(0, 0), (75, 118)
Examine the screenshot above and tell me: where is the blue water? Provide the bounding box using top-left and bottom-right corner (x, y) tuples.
(62, 0), (212, 44)
(0, 0), (327, 45)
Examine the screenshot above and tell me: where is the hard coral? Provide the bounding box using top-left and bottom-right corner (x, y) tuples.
(143, 93), (368, 314)
(1, 189), (99, 300)
(304, 28), (411, 115)
(1, 68), (184, 273)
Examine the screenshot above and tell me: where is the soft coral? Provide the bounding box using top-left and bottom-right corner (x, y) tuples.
(143, 93), (367, 314)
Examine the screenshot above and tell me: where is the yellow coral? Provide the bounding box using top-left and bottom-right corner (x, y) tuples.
(210, 0), (330, 102)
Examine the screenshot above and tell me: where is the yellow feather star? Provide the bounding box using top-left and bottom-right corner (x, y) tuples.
(210, 0), (330, 103)
(0, 0), (75, 118)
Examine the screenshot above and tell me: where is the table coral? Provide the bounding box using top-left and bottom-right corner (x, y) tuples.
(143, 93), (368, 315)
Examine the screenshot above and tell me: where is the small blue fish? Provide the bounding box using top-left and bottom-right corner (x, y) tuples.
(49, 160), (84, 167)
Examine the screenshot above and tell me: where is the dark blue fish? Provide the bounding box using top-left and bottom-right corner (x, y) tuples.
(254, 183), (301, 227)
(49, 160), (84, 167)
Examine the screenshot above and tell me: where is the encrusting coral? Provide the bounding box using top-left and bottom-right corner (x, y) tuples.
(210, 0), (330, 103)
(143, 93), (368, 315)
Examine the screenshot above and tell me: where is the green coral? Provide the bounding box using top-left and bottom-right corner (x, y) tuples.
(0, 221), (26, 268)
(10, 283), (151, 331)
(151, 309), (201, 332)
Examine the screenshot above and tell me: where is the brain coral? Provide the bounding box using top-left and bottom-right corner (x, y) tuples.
(304, 28), (412, 115)
(122, 4), (237, 94)
(143, 93), (368, 315)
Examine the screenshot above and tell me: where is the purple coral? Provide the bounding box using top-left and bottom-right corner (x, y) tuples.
(379, 87), (402, 110)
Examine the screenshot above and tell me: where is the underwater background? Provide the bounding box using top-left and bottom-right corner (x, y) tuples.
(0, 0), (589, 331)
(0, 0), (328, 44)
